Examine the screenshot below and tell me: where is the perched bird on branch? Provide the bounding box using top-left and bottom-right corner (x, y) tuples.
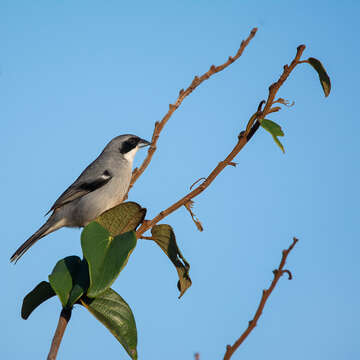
(10, 134), (151, 263)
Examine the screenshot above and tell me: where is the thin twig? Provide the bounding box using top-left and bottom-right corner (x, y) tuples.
(47, 308), (72, 360)
(136, 45), (306, 238)
(126, 28), (258, 196)
(184, 200), (203, 232)
(222, 237), (298, 360)
(190, 177), (206, 191)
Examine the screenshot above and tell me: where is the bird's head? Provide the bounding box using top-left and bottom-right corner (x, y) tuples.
(104, 134), (151, 162)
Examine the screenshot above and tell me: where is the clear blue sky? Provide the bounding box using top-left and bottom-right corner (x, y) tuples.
(1, 1), (359, 359)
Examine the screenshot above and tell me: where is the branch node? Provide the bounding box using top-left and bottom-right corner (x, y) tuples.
(210, 65), (216, 71)
(269, 83), (276, 92)
(179, 88), (184, 96)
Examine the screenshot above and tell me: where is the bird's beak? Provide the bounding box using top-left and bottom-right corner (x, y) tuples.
(138, 138), (152, 148)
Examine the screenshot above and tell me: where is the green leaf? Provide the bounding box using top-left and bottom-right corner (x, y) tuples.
(259, 118), (285, 153)
(272, 136), (285, 153)
(96, 201), (146, 236)
(21, 281), (55, 320)
(151, 224), (192, 298)
(81, 222), (137, 298)
(308, 57), (331, 97)
(80, 288), (137, 360)
(48, 256), (81, 308)
(67, 259), (90, 307)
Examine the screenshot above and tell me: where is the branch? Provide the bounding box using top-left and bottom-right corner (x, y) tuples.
(126, 27), (258, 196)
(223, 237), (298, 360)
(136, 45), (306, 238)
(47, 308), (72, 360)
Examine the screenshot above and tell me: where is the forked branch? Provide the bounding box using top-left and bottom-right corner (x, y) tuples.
(223, 237), (298, 360)
(127, 27), (258, 195)
(136, 44), (306, 238)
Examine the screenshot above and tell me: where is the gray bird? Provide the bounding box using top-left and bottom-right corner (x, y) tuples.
(10, 134), (151, 263)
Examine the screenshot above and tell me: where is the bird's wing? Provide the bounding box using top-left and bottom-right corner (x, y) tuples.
(46, 169), (112, 214)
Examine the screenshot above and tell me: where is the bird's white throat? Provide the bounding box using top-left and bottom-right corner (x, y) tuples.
(123, 146), (139, 163)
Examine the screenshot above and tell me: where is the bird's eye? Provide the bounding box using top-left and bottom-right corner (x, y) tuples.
(119, 137), (140, 154)
(130, 136), (140, 145)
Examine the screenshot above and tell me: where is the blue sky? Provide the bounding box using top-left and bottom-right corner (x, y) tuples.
(1, 1), (359, 359)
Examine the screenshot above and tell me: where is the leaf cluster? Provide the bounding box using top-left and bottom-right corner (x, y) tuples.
(22, 202), (192, 359)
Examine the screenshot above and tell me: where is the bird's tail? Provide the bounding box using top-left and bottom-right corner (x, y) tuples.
(10, 216), (65, 263)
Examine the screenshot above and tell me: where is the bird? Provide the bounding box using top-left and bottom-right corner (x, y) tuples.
(10, 134), (151, 263)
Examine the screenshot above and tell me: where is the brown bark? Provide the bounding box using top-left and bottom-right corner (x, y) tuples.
(47, 308), (72, 360)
